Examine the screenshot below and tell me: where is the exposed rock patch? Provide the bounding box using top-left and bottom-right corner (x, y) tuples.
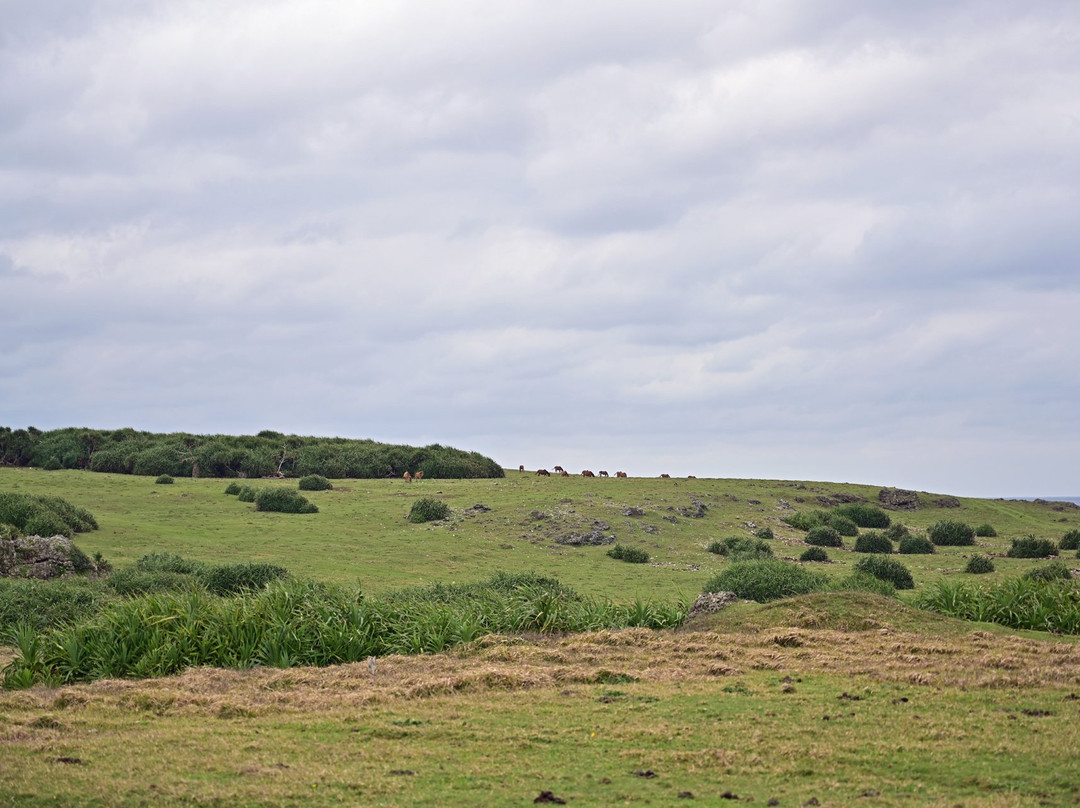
(686, 591), (741, 619)
(0, 535), (99, 579)
(879, 488), (921, 510)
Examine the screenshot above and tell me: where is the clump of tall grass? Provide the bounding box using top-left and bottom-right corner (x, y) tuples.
(799, 547), (829, 563)
(0, 491), (98, 538)
(805, 526), (843, 547)
(607, 544), (650, 563)
(928, 520), (975, 546)
(853, 556), (914, 590)
(1060, 530), (1080, 551)
(155, 475), (174, 485)
(1, 573), (687, 688)
(408, 498), (450, 523)
(898, 535), (935, 555)
(975, 524), (998, 538)
(224, 482), (243, 496)
(853, 531), (893, 554)
(964, 555), (995, 574)
(298, 474), (333, 491)
(706, 536), (773, 560)
(915, 576), (1080, 634)
(237, 486), (256, 502)
(254, 488), (318, 514)
(703, 559), (827, 603)
(1006, 536), (1057, 558)
(0, 578), (119, 633)
(754, 527), (774, 540)
(831, 503), (891, 529)
(1023, 562), (1072, 582)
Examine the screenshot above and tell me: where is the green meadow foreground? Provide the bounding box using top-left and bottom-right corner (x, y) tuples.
(2, 468), (1080, 806)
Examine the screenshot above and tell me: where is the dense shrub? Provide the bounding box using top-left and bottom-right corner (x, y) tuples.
(853, 556), (914, 590)
(1006, 536), (1057, 559)
(898, 535), (935, 554)
(707, 536), (773, 560)
(224, 482), (242, 495)
(916, 577), (1080, 634)
(1059, 530), (1080, 551)
(201, 562), (290, 594)
(885, 523), (911, 541)
(298, 474), (333, 491)
(105, 569), (198, 597)
(0, 492), (97, 538)
(853, 531), (893, 554)
(828, 515), (859, 537)
(1023, 561), (1072, 582)
(607, 544), (650, 563)
(782, 511), (828, 531)
(0, 578), (118, 633)
(829, 572), (896, 598)
(155, 474), (174, 485)
(703, 559), (826, 603)
(832, 503), (890, 529)
(407, 498), (450, 523)
(974, 524), (998, 538)
(236, 486), (256, 502)
(928, 520), (976, 546)
(254, 488), (318, 514)
(964, 554), (995, 574)
(754, 527), (775, 540)
(799, 547), (829, 563)
(805, 525), (843, 548)
(43, 456), (62, 470)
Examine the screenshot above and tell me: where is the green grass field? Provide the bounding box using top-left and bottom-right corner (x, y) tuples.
(2, 467), (1080, 806)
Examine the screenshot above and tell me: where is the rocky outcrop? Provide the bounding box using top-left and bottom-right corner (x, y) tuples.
(878, 488), (921, 510)
(0, 535), (97, 579)
(686, 591), (740, 618)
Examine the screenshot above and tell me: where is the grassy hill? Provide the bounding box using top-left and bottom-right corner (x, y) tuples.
(2, 467), (1080, 806)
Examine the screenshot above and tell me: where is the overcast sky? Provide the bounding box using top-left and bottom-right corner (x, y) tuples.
(2, 1), (1078, 497)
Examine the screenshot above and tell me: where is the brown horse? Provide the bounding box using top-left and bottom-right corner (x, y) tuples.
(415, 471), (424, 481)
(560, 469), (570, 477)
(616, 471), (628, 478)
(553, 466), (565, 473)
(519, 465), (525, 472)
(536, 469), (551, 476)
(582, 470), (595, 477)
(660, 474), (670, 479)
(598, 470), (609, 477)
(403, 471), (413, 482)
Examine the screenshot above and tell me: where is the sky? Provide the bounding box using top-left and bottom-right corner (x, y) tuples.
(1, 1), (1078, 498)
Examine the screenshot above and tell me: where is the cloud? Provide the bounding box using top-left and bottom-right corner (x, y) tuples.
(1, 1), (1078, 496)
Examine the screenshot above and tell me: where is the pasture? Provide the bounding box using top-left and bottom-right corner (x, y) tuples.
(2, 467), (1080, 806)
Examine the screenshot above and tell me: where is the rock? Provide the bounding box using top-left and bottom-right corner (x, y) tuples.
(555, 530), (615, 546)
(643, 525), (659, 534)
(621, 506), (645, 517)
(686, 591), (740, 618)
(878, 488), (921, 510)
(0, 535), (96, 579)
(678, 499), (708, 518)
(933, 496), (961, 509)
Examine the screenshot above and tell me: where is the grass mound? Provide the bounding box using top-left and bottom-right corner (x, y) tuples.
(703, 559), (827, 603)
(254, 488), (318, 514)
(0, 491), (98, 538)
(408, 498), (450, 523)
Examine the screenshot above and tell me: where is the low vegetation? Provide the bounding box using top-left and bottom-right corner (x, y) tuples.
(1006, 536), (1058, 558)
(0, 491), (98, 538)
(706, 536), (773, 560)
(805, 525), (843, 547)
(154, 474), (174, 485)
(928, 519), (976, 546)
(964, 554), (995, 574)
(799, 546), (829, 562)
(407, 498), (450, 523)
(974, 523), (998, 537)
(703, 559), (827, 602)
(298, 474), (333, 491)
(831, 503), (891, 528)
(606, 544), (650, 563)
(852, 531), (893, 554)
(1060, 529), (1080, 551)
(254, 488), (318, 514)
(915, 576), (1080, 633)
(852, 556), (914, 590)
(897, 534), (935, 554)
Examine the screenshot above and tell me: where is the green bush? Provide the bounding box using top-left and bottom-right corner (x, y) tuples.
(155, 474), (174, 485)
(707, 536), (773, 560)
(298, 474), (333, 491)
(607, 544), (650, 564)
(201, 562), (290, 594)
(224, 482), (242, 496)
(106, 569), (198, 597)
(799, 547), (829, 563)
(884, 523), (910, 541)
(1023, 561), (1072, 583)
(898, 535), (935, 554)
(135, 552), (207, 576)
(407, 498), (450, 523)
(832, 503), (890, 529)
(236, 486), (256, 503)
(805, 525), (843, 547)
(928, 520), (975, 546)
(974, 523), (998, 538)
(0, 492), (97, 537)
(853, 556), (914, 590)
(254, 488), (318, 514)
(43, 456), (62, 470)
(23, 511), (71, 538)
(915, 577), (1080, 633)
(964, 554), (995, 574)
(829, 572), (896, 598)
(0, 578), (118, 633)
(703, 559), (826, 603)
(853, 531), (893, 554)
(782, 511), (827, 531)
(1059, 530), (1080, 551)
(828, 515), (859, 537)
(754, 526), (775, 540)
(1006, 536), (1057, 559)
(0, 523), (19, 541)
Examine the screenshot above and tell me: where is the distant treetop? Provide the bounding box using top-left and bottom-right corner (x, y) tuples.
(0, 426), (504, 480)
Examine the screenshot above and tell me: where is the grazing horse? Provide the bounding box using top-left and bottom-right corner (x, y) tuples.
(415, 471), (424, 481)
(519, 465), (525, 472)
(582, 470), (595, 477)
(536, 469), (551, 476)
(687, 475), (696, 479)
(560, 469), (570, 476)
(403, 471), (413, 482)
(616, 471), (628, 478)
(660, 473), (671, 479)
(553, 466), (565, 473)
(598, 470), (609, 477)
